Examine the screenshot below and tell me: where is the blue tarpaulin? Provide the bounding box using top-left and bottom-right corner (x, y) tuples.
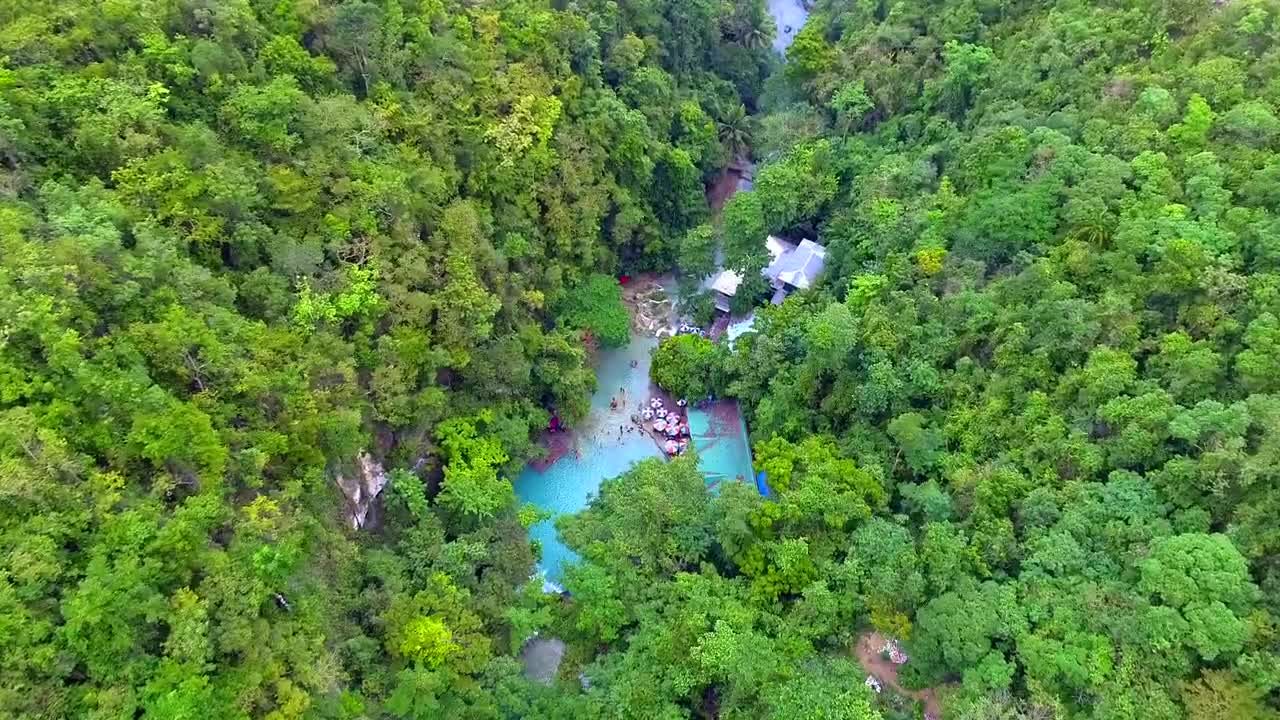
(755, 471), (772, 498)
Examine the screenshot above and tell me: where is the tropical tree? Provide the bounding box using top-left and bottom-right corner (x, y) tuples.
(717, 103), (753, 160)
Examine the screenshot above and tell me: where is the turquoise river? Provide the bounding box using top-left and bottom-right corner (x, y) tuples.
(514, 334), (754, 584)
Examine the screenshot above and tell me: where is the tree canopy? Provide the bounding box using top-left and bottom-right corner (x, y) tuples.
(7, 0), (1280, 718)
(0, 0), (770, 717)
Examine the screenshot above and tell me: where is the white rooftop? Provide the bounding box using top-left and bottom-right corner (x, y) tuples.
(706, 236), (825, 303)
(765, 238), (825, 290)
(709, 268), (743, 296)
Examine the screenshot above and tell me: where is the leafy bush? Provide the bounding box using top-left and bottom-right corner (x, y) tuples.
(555, 273), (631, 348)
(651, 333), (722, 398)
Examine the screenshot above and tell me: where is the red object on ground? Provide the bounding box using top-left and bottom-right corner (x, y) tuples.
(532, 431), (573, 471)
(618, 274), (630, 285)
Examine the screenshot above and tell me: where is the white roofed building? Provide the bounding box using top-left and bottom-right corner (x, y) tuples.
(764, 238), (826, 296)
(707, 268), (742, 312)
(706, 235), (826, 313)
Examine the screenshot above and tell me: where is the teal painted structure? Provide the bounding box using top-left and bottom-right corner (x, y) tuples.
(687, 400), (754, 492)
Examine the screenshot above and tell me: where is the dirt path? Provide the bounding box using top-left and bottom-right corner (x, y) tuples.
(706, 168), (744, 213)
(855, 632), (944, 720)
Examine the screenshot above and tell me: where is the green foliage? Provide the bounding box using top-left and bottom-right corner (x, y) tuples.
(926, 41), (995, 117)
(1170, 94), (1216, 150)
(399, 616), (461, 668)
(1139, 533), (1258, 660)
(13, 0), (1280, 717)
(390, 468), (430, 520)
(704, 0), (1280, 715)
(555, 274), (631, 348)
(292, 264), (384, 332)
(754, 140), (837, 234)
(650, 334), (722, 399)
(563, 563), (628, 643)
(675, 101), (726, 174)
(753, 435), (885, 525)
(559, 456), (713, 576)
(653, 147), (707, 235)
(721, 189), (769, 279)
(887, 412), (944, 476)
(0, 0), (770, 715)
(1237, 313), (1280, 393)
(1221, 100), (1280, 147)
(831, 80), (875, 133)
(555, 458), (885, 716)
(766, 658), (882, 720)
(677, 223), (717, 280)
(912, 582), (1026, 683)
(436, 414), (513, 520)
(681, 289), (719, 328)
(716, 103), (753, 160)
(1182, 669), (1273, 720)
(785, 16), (836, 81)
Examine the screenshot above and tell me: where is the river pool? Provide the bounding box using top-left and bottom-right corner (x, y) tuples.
(514, 337), (662, 584)
(514, 334), (755, 584)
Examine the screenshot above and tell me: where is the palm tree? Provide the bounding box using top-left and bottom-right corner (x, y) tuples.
(727, 5), (772, 51)
(716, 103), (752, 160)
(1066, 221), (1112, 247)
(739, 18), (770, 50)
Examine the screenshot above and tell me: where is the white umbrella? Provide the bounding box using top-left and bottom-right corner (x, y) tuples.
(649, 398), (661, 409)
(677, 398), (687, 407)
(653, 419), (667, 432)
(656, 407), (667, 418)
(641, 409), (653, 420)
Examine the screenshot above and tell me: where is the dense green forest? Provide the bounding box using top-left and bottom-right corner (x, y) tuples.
(650, 0), (1280, 717)
(0, 0), (770, 717)
(5, 0), (1280, 719)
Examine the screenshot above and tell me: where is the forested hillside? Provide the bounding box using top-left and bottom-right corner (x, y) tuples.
(612, 0), (1280, 717)
(0, 0), (771, 717)
(7, 0), (1280, 719)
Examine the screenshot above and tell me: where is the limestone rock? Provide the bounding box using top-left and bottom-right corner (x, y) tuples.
(334, 452), (388, 530)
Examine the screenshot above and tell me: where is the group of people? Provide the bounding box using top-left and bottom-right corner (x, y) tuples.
(604, 386), (693, 457)
(612, 386), (638, 442)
